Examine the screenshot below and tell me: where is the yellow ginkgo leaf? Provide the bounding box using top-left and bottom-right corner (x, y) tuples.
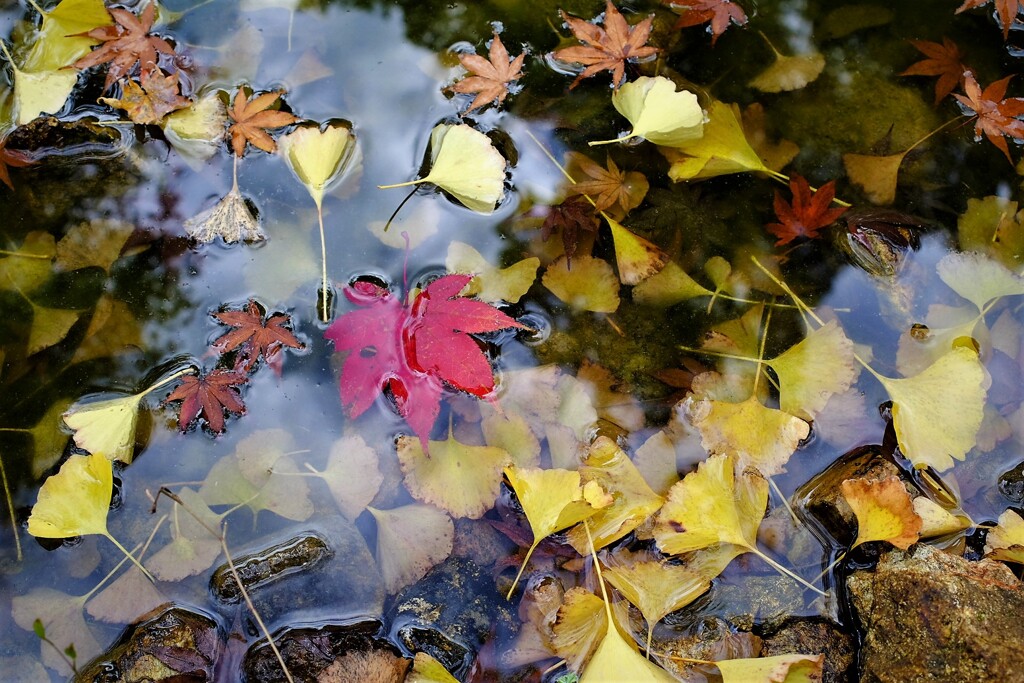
(716, 653), (825, 683)
(542, 254), (620, 312)
(749, 48), (825, 93)
(445, 241), (540, 304)
(841, 476), (922, 550)
(871, 346), (987, 471)
(684, 395), (810, 476)
(304, 434), (383, 520)
(481, 407), (541, 468)
(566, 436), (664, 553)
(936, 251), (1024, 313)
(577, 360), (645, 432)
(550, 587), (608, 673)
(605, 215), (668, 285)
(10, 67), (79, 126)
(162, 91), (228, 163)
(632, 261), (713, 307)
(767, 320), (859, 421)
(843, 151), (907, 206)
(406, 652), (460, 683)
(378, 123), (506, 213)
(397, 426), (511, 519)
(591, 76), (704, 147)
(913, 496), (971, 539)
(368, 504), (454, 594)
(27, 452), (152, 580)
(984, 509), (1024, 564)
(279, 120), (357, 207)
(958, 196), (1024, 268)
(653, 453), (765, 557)
(579, 605), (677, 683)
(662, 100), (774, 182)
(503, 465), (613, 597)
(22, 0), (110, 72)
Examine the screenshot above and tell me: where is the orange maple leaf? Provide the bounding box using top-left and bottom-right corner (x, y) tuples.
(227, 89), (300, 157)
(954, 71), (1024, 163)
(552, 0), (658, 89)
(72, 3), (176, 91)
(449, 33), (525, 114)
(766, 174), (848, 246)
(0, 135), (31, 190)
(99, 66), (190, 125)
(956, 0), (1023, 40)
(664, 0), (748, 45)
(565, 152), (648, 218)
(900, 38), (967, 105)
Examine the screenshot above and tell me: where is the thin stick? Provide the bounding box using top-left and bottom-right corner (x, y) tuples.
(24, 0), (46, 17)
(221, 522), (294, 683)
(752, 305), (772, 397)
(0, 452), (21, 561)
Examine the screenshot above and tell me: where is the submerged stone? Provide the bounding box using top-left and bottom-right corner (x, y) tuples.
(210, 532), (331, 604)
(760, 617), (855, 683)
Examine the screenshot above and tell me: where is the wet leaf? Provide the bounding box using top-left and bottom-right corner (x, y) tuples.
(379, 123), (506, 213)
(954, 71), (1024, 163)
(957, 195), (1024, 267)
(98, 68), (191, 124)
(542, 197), (600, 265)
(741, 103), (799, 174)
(7, 66), (79, 126)
(27, 304), (81, 355)
(843, 151), (907, 206)
(668, 0), (748, 45)
(481, 407), (542, 468)
(367, 504), (454, 593)
(542, 254), (620, 312)
(913, 496), (971, 539)
(29, 398), (73, 478)
(766, 320), (859, 420)
(227, 88), (299, 157)
(592, 76), (704, 146)
(765, 174), (848, 246)
(895, 303), (981, 376)
(164, 369), (247, 434)
(162, 91), (229, 164)
(552, 0), (658, 89)
(71, 3), (175, 90)
(936, 251), (1024, 312)
(716, 654), (825, 682)
(577, 360), (645, 432)
(956, 0), (1022, 40)
(448, 32), (525, 114)
(184, 185), (264, 243)
(312, 435), (383, 520)
(749, 37), (825, 93)
(984, 508), (1024, 563)
(901, 38), (966, 105)
(0, 232), (56, 293)
(663, 100), (771, 181)
(22, 0), (110, 72)
(55, 219), (134, 274)
(445, 241), (539, 304)
(550, 588), (607, 672)
(579, 602), (676, 682)
(146, 488), (223, 581)
(407, 651), (461, 683)
(606, 215), (668, 285)
(632, 261), (714, 307)
(64, 393), (146, 464)
(279, 120), (357, 207)
(212, 300), (303, 372)
(11, 589), (99, 676)
(841, 476), (922, 550)
(565, 152), (649, 219)
(397, 425), (511, 519)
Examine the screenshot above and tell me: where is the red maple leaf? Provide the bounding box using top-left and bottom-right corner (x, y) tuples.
(164, 369), (247, 433)
(664, 0), (748, 45)
(765, 174), (849, 246)
(212, 300), (303, 372)
(324, 275), (524, 448)
(956, 0), (1023, 40)
(72, 3), (176, 90)
(954, 71), (1024, 163)
(900, 38), (967, 105)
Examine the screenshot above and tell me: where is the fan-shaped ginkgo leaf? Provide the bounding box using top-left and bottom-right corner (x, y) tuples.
(605, 215), (668, 285)
(984, 508), (1024, 564)
(716, 653), (825, 683)
(913, 496), (972, 539)
(445, 241), (540, 304)
(378, 123), (506, 213)
(146, 488), (225, 582)
(550, 587), (608, 673)
(503, 465), (613, 597)
(632, 261), (713, 307)
(279, 120), (357, 207)
(308, 434), (383, 520)
(749, 48), (825, 93)
(368, 504), (454, 594)
(579, 605), (677, 683)
(542, 254), (620, 312)
(872, 346), (987, 471)
(843, 151), (907, 206)
(662, 100), (771, 181)
(397, 427), (510, 520)
(406, 652), (461, 683)
(841, 476), (922, 550)
(766, 320), (859, 420)
(591, 76), (704, 147)
(11, 589), (99, 676)
(936, 251), (1024, 313)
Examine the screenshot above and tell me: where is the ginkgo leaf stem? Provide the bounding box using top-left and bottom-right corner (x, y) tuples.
(766, 170), (852, 207)
(140, 367), (196, 397)
(904, 116), (964, 156)
(315, 196), (329, 322)
(0, 453), (21, 561)
(0, 39), (19, 70)
(25, 0), (46, 16)
(0, 249), (50, 259)
(231, 154), (239, 193)
(769, 477), (801, 526)
(678, 346), (764, 365)
(377, 179), (427, 190)
(748, 546), (825, 595)
(810, 549), (847, 586)
(589, 133), (639, 147)
(380, 187), (418, 233)
(104, 532), (156, 582)
(84, 517), (166, 602)
(584, 520), (615, 625)
(752, 305), (772, 397)
(506, 541), (540, 600)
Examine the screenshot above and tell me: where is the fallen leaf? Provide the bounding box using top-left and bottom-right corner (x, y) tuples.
(957, 195), (1024, 267)
(578, 599), (677, 682)
(379, 123), (506, 213)
(666, 0), (748, 45)
(29, 399), (73, 477)
(632, 261), (713, 307)
(552, 0), (658, 89)
(212, 300), (303, 372)
(397, 424), (511, 519)
(11, 589), (100, 676)
(164, 369), (247, 434)
(541, 197), (600, 266)
(936, 250), (1024, 312)
(22, 0), (110, 73)
(577, 361), (645, 432)
(0, 136), (32, 188)
(985, 508), (1024, 563)
(406, 651), (460, 683)
(86, 565), (164, 623)
(765, 173), (848, 245)
(64, 393), (146, 464)
(448, 32), (525, 113)
(663, 100), (773, 181)
(70, 3), (175, 89)
(542, 254), (620, 312)
(99, 67), (191, 124)
(146, 488), (224, 581)
(749, 35), (825, 93)
(0, 232), (56, 292)
(162, 91), (229, 164)
(184, 185), (264, 243)
(550, 588), (608, 672)
(26, 304), (81, 355)
(367, 504), (454, 593)
(227, 88), (299, 157)
(591, 76), (704, 146)
(843, 151), (907, 206)
(766, 320), (859, 420)
(841, 476), (921, 550)
(956, 0), (1023, 40)
(279, 120), (357, 207)
(55, 219), (134, 273)
(954, 71), (1024, 162)
(715, 654), (825, 683)
(606, 215), (668, 285)
(307, 435), (383, 520)
(901, 38), (967, 105)
(445, 241), (539, 304)
(913, 496), (971, 539)
(5, 63), (78, 126)
(481, 407), (542, 467)
(566, 152), (649, 219)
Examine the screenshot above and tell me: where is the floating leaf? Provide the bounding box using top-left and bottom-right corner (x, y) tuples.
(227, 88), (299, 157)
(913, 496), (972, 539)
(542, 254), (620, 312)
(27, 452), (152, 578)
(445, 241), (539, 304)
(23, 0), (111, 72)
(184, 185), (263, 243)
(936, 251), (1024, 312)
(662, 100), (773, 181)
(766, 320), (859, 420)
(605, 215), (668, 285)
(591, 76), (704, 146)
(841, 476), (922, 550)
(579, 602), (677, 682)
(550, 588), (608, 673)
(7, 66), (79, 126)
(397, 425), (511, 519)
(716, 654), (825, 683)
(98, 69), (191, 125)
(448, 32), (525, 114)
(162, 91), (229, 163)
(552, 0), (658, 89)
(749, 36), (825, 93)
(985, 508), (1024, 564)
(871, 346), (987, 470)
(407, 652), (461, 683)
(632, 261), (713, 307)
(379, 123), (506, 213)
(279, 120), (357, 207)
(368, 504), (454, 594)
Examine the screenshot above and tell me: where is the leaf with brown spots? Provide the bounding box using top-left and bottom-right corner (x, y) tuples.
(552, 0), (658, 89)
(71, 3), (175, 90)
(448, 33), (525, 114)
(227, 89), (299, 157)
(99, 67), (190, 124)
(900, 38), (967, 105)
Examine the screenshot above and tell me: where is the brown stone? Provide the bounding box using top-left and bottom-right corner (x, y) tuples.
(761, 617), (855, 683)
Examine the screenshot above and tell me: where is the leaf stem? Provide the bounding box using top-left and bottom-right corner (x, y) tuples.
(506, 541), (539, 600)
(140, 367), (196, 397)
(0, 452), (21, 561)
(104, 532), (155, 582)
(381, 187), (418, 233)
(810, 549), (846, 587)
(905, 116), (963, 155)
(316, 197), (329, 322)
(768, 477), (801, 526)
(588, 133), (637, 147)
(0, 249), (50, 259)
(678, 345), (763, 365)
(377, 179), (425, 190)
(752, 305), (772, 397)
(749, 546), (825, 595)
(25, 0), (46, 17)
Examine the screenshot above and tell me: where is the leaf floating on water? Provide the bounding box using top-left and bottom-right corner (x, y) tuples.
(552, 0), (658, 89)
(667, 0), (748, 45)
(985, 509), (1024, 564)
(98, 68), (191, 125)
(70, 3), (175, 90)
(662, 100), (773, 181)
(379, 123), (506, 214)
(64, 393), (145, 464)
(445, 241), (539, 304)
(841, 476), (922, 550)
(716, 653), (825, 683)
(605, 215), (668, 285)
(766, 320), (859, 421)
(448, 32), (525, 114)
(578, 602), (677, 682)
(542, 254), (620, 312)
(936, 251), (1024, 312)
(279, 120), (358, 207)
(632, 261), (714, 307)
(407, 652), (461, 683)
(367, 504), (454, 594)
(184, 185), (264, 243)
(227, 88), (299, 157)
(165, 369), (247, 433)
(591, 76), (704, 146)
(162, 91), (229, 164)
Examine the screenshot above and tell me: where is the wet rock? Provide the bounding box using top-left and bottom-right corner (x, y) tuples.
(388, 556), (515, 678)
(211, 532), (331, 604)
(241, 620), (409, 683)
(76, 605), (222, 683)
(713, 575), (816, 629)
(998, 461), (1024, 503)
(7, 115), (129, 160)
(655, 616), (760, 683)
(848, 543), (1024, 683)
(760, 617), (854, 683)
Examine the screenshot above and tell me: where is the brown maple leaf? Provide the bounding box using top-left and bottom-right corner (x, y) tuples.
(765, 174), (848, 246)
(227, 89), (300, 157)
(956, 0), (1023, 40)
(665, 0), (748, 45)
(565, 151), (649, 219)
(448, 33), (525, 114)
(72, 3), (176, 91)
(164, 369), (247, 433)
(900, 38), (967, 105)
(954, 71), (1024, 163)
(0, 136), (32, 190)
(212, 300), (303, 372)
(541, 196), (600, 266)
(99, 66), (190, 125)
(552, 0), (658, 89)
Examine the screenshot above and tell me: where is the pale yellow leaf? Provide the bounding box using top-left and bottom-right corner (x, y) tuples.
(542, 254), (620, 312)
(146, 488), (224, 581)
(662, 100), (769, 181)
(985, 508), (1024, 564)
(767, 320), (859, 420)
(716, 653), (825, 683)
(750, 49), (825, 93)
(406, 652), (460, 683)
(317, 434), (383, 520)
(368, 503), (454, 593)
(279, 120), (357, 206)
(579, 611), (677, 682)
(632, 261), (713, 307)
(63, 393), (145, 464)
(551, 588), (608, 673)
(27, 452), (112, 539)
(445, 240), (539, 304)
(605, 215), (668, 285)
(936, 251), (1024, 312)
(913, 496), (971, 539)
(11, 589), (98, 676)
(596, 76), (704, 146)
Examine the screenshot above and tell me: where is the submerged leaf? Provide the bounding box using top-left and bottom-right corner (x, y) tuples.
(368, 504), (454, 593)
(445, 241), (539, 304)
(841, 476), (922, 550)
(632, 261), (714, 307)
(184, 186), (264, 243)
(606, 215), (668, 285)
(662, 100), (770, 181)
(542, 254), (620, 312)
(749, 46), (825, 93)
(843, 151), (908, 206)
